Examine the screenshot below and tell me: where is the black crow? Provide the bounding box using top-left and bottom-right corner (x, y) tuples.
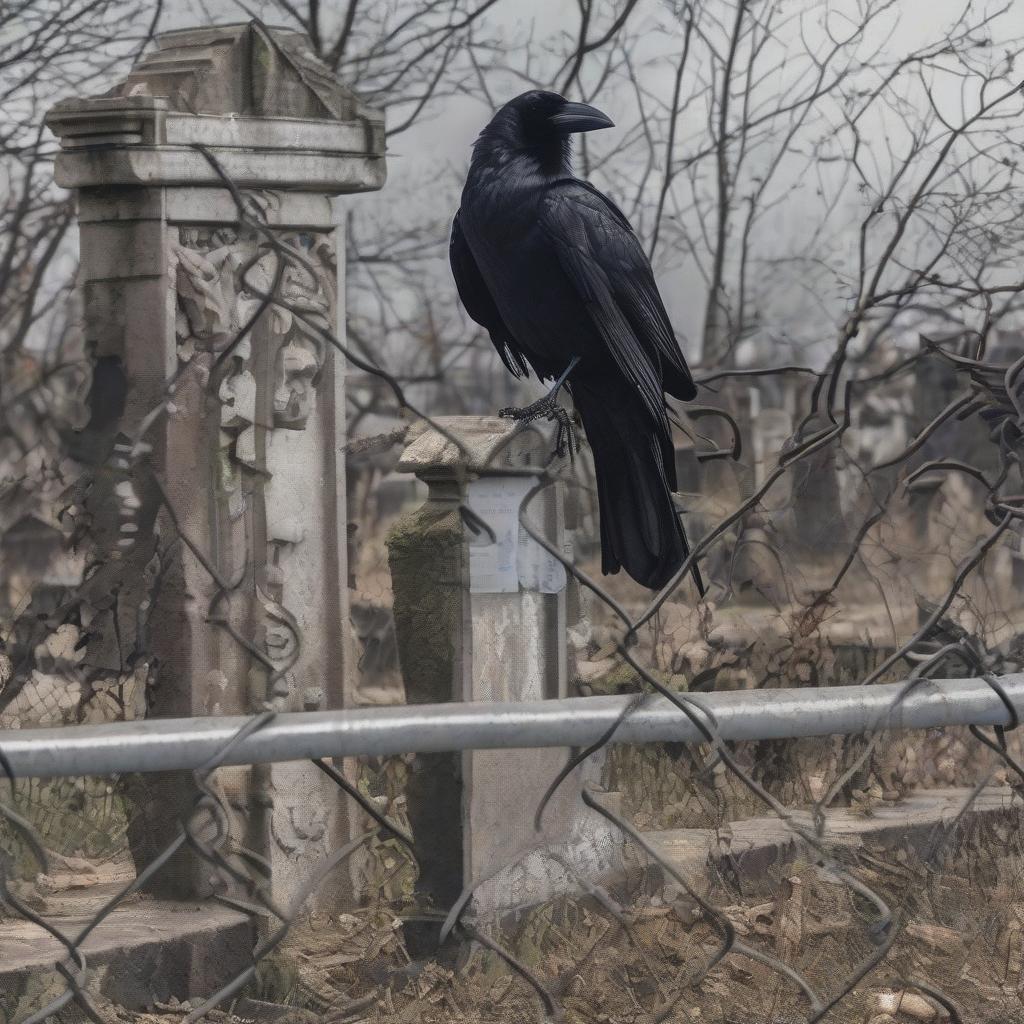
(450, 90), (704, 595)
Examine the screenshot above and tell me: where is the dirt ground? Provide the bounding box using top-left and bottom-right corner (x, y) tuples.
(91, 810), (1024, 1024)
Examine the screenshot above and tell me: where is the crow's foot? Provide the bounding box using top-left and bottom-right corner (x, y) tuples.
(550, 405), (580, 461)
(499, 392), (560, 424)
(499, 396), (580, 461)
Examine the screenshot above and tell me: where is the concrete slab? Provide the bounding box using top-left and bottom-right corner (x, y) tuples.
(641, 786), (1020, 897)
(0, 900), (253, 1009)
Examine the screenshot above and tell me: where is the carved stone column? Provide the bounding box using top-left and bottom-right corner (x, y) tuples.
(45, 23), (385, 906)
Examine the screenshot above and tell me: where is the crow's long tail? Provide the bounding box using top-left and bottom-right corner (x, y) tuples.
(571, 378), (705, 596)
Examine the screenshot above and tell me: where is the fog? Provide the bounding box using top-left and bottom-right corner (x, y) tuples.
(8, 0), (1024, 376)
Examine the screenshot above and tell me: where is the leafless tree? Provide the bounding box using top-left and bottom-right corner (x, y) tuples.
(3, 6), (1024, 1020)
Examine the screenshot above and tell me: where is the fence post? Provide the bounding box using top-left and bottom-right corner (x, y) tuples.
(387, 416), (622, 933)
(44, 23), (385, 906)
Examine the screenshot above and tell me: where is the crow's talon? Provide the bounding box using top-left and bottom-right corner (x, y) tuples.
(499, 395), (561, 423)
(500, 397), (578, 462)
(550, 407), (579, 463)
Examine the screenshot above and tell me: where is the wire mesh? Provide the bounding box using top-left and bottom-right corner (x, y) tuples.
(3, 106), (1024, 1024)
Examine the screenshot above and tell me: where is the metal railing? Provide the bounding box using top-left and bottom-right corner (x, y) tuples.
(1, 674), (1022, 778)
(4, 82), (1023, 1024)
(1, 671), (1022, 1023)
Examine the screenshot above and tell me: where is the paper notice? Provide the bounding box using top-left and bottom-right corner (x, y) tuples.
(465, 476), (567, 595)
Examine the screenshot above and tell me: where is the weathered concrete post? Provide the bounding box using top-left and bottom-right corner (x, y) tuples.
(387, 417), (622, 933)
(45, 23), (385, 906)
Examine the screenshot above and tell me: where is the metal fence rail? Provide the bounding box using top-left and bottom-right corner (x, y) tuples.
(1, 674), (1020, 778)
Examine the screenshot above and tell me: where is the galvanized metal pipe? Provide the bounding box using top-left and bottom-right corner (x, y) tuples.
(0, 674), (1020, 779)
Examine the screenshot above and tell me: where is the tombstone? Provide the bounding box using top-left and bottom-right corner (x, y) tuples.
(987, 330), (1024, 367)
(386, 417), (622, 932)
(752, 407), (793, 494)
(730, 385), (759, 497)
(45, 22), (385, 908)
(688, 398), (743, 504)
(906, 473), (944, 539)
(784, 414), (851, 559)
(731, 511), (786, 607)
(674, 443), (701, 495)
(349, 597), (404, 705)
(0, 514), (82, 608)
(914, 335), (963, 426)
(914, 333), (996, 473)
(725, 404), (793, 600)
(1012, 549), (1024, 593)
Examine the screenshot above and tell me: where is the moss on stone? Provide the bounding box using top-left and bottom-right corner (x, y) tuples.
(386, 502), (464, 706)
(385, 500), (467, 908)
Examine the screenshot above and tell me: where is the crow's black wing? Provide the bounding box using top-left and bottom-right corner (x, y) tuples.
(540, 179), (696, 410)
(450, 209), (531, 378)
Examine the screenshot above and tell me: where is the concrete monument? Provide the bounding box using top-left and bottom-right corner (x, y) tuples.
(46, 21), (385, 908)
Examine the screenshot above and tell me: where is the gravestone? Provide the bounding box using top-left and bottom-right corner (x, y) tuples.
(387, 417), (623, 928)
(784, 414), (850, 559)
(45, 21), (385, 908)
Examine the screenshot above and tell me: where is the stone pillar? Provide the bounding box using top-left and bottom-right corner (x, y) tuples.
(387, 418), (620, 929)
(44, 23), (385, 906)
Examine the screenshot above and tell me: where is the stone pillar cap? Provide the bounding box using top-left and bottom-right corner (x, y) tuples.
(44, 20), (385, 194)
(397, 416), (555, 479)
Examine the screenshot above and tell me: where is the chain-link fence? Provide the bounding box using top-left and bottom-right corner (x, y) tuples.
(5, 8), (1024, 1024)
(1, 676), (1023, 1023)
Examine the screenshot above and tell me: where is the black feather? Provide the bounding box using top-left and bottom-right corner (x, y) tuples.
(449, 90), (703, 595)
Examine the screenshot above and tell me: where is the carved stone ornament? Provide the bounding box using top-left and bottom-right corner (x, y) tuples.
(172, 193), (336, 449)
(109, 20), (373, 122)
(272, 233), (334, 429)
(44, 23), (386, 194)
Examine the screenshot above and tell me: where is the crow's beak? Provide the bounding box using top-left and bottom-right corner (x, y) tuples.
(549, 101), (614, 134)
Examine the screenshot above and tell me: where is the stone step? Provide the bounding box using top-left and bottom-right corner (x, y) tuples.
(641, 785), (1019, 897)
(0, 899), (253, 1010)
(25, 879), (139, 919)
(25, 860), (137, 919)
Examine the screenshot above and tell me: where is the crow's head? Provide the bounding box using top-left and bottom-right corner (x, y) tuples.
(504, 90), (614, 140)
(475, 91), (614, 171)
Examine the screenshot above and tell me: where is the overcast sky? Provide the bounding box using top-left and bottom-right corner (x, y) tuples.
(26, 0), (1024, 369)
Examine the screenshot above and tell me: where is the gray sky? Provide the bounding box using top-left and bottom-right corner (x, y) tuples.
(25, 0), (1024, 369)
(351, 0), (1024, 362)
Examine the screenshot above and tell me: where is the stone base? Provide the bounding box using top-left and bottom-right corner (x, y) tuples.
(0, 901), (253, 1012)
(468, 806), (626, 921)
(642, 785), (1020, 900)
